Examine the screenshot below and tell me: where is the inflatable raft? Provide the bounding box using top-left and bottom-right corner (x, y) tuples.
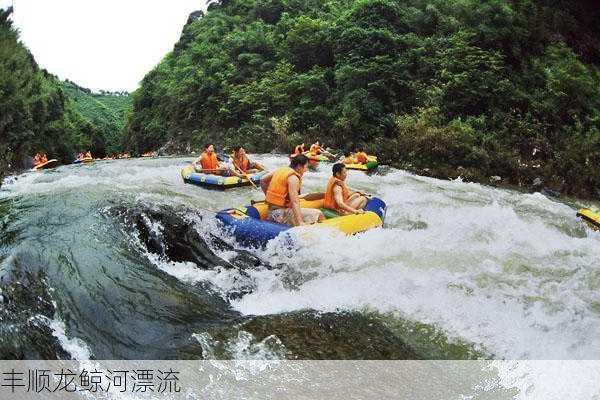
(73, 157), (93, 164)
(32, 159), (58, 171)
(345, 155), (379, 171)
(303, 152), (330, 162)
(181, 165), (266, 190)
(216, 196), (386, 245)
(577, 208), (600, 230)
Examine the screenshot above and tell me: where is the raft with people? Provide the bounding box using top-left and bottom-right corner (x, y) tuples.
(182, 144), (267, 190)
(181, 165), (265, 190)
(216, 155), (386, 245)
(217, 195), (386, 245)
(341, 150), (379, 171)
(31, 153), (58, 171)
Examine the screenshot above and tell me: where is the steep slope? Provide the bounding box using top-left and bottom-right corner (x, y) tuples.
(125, 0), (600, 197)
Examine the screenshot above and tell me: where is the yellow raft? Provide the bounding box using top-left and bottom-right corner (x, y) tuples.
(344, 155), (379, 171)
(216, 196), (387, 245)
(577, 208), (600, 230)
(32, 159), (58, 171)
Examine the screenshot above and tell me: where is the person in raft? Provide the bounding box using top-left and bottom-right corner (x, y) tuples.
(85, 151), (93, 159)
(193, 143), (241, 176)
(231, 146), (264, 174)
(33, 152), (48, 166)
(341, 151), (357, 165)
(354, 149), (369, 164)
(290, 143), (305, 158)
(324, 163), (369, 215)
(309, 140), (335, 159)
(260, 154), (325, 226)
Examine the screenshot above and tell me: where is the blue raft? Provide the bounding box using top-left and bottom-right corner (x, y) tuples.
(216, 197), (386, 246)
(181, 165), (266, 190)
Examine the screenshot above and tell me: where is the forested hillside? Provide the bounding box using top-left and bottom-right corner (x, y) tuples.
(125, 0), (600, 197)
(1, 7), (85, 174)
(61, 81), (131, 156)
(0, 7), (132, 182)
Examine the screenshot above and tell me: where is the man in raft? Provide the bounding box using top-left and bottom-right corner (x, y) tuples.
(193, 143), (241, 176)
(290, 143), (305, 158)
(260, 154), (325, 226)
(231, 146), (264, 174)
(355, 149), (368, 164)
(324, 163), (369, 215)
(308, 140), (335, 159)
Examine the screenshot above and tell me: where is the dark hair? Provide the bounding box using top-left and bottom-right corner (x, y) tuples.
(290, 154), (309, 168)
(204, 143), (213, 149)
(332, 163), (346, 176)
(357, 148), (363, 152)
(344, 151), (352, 157)
(233, 145), (243, 152)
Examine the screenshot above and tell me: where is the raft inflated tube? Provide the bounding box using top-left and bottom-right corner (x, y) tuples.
(216, 197), (386, 245)
(577, 208), (600, 230)
(302, 152), (330, 162)
(345, 155), (379, 171)
(32, 159), (58, 171)
(73, 157), (93, 164)
(181, 165), (266, 190)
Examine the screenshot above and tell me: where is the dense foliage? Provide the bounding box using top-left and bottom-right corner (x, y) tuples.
(125, 0), (600, 197)
(61, 81), (131, 156)
(1, 7), (130, 182)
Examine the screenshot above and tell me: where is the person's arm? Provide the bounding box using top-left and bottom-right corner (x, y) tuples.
(287, 176), (305, 225)
(333, 186), (362, 214)
(260, 171), (274, 195)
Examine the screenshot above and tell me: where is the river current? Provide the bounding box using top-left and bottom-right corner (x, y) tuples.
(0, 155), (598, 361)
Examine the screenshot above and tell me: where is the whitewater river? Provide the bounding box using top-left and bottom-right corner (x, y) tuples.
(1, 155), (599, 363)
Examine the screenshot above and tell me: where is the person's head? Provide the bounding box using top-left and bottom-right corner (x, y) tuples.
(344, 151), (352, 157)
(233, 145), (245, 156)
(204, 144), (214, 153)
(357, 148), (364, 153)
(332, 163), (347, 181)
(289, 154), (309, 175)
(315, 140), (320, 146)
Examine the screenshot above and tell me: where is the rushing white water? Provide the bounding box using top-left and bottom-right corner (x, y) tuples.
(2, 155), (599, 361)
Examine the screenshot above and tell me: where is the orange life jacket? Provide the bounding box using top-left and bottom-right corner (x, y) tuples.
(200, 151), (219, 170)
(265, 167), (301, 207)
(232, 154), (250, 172)
(309, 144), (320, 155)
(355, 152), (368, 164)
(343, 156), (356, 165)
(324, 176), (350, 211)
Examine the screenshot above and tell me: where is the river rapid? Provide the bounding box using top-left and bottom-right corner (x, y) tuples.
(0, 155), (599, 361)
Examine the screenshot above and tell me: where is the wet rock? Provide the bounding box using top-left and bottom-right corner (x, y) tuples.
(108, 204), (270, 275)
(0, 256), (70, 360)
(193, 311), (421, 359)
(489, 175), (501, 183)
(533, 177), (543, 186)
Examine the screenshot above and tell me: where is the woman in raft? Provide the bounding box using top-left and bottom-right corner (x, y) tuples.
(230, 146), (265, 174)
(193, 143), (241, 177)
(260, 154), (325, 226)
(324, 163), (370, 215)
